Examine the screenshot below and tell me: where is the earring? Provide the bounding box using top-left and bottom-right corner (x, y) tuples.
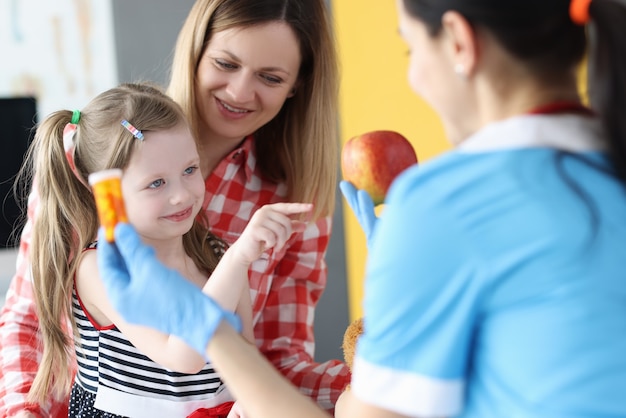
(454, 63), (467, 78)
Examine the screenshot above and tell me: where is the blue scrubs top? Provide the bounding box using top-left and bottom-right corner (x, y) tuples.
(352, 114), (626, 417)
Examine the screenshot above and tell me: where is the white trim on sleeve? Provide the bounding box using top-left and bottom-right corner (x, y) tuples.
(352, 357), (464, 417)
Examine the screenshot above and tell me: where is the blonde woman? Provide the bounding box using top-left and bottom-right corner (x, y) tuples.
(166, 3), (347, 411)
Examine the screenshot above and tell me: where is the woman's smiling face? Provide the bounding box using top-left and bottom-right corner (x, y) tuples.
(194, 21), (302, 145)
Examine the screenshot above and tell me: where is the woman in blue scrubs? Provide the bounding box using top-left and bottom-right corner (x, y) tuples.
(97, 0), (626, 417)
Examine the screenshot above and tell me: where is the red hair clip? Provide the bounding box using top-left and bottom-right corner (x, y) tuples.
(570, 0), (592, 25)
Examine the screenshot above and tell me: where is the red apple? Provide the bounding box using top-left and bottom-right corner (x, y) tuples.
(341, 130), (418, 206)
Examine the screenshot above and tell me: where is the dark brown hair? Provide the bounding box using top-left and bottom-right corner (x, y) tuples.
(403, 0), (626, 182)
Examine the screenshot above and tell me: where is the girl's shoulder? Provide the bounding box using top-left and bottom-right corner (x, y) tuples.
(77, 241), (99, 276)
(76, 242), (99, 281)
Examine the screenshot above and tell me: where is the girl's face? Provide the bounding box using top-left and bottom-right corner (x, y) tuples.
(194, 21), (301, 145)
(122, 122), (204, 243)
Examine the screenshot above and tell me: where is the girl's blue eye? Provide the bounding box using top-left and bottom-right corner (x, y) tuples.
(149, 179), (164, 189)
(184, 166), (198, 175)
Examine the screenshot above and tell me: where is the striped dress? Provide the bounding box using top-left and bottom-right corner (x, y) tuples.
(69, 240), (233, 418)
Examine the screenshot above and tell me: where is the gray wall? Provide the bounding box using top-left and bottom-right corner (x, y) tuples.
(112, 1), (195, 87)
(111, 0), (349, 363)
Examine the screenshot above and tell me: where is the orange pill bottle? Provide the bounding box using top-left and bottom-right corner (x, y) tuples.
(88, 169), (128, 242)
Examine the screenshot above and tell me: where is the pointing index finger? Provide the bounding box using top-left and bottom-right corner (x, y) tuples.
(270, 202), (314, 216)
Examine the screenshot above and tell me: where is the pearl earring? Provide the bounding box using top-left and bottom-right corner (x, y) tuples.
(454, 63), (466, 77)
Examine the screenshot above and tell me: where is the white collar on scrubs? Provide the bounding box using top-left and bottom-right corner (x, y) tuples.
(458, 113), (606, 153)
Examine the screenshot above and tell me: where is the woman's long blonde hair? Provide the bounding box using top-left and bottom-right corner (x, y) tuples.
(168, 0), (340, 218)
(21, 83), (223, 403)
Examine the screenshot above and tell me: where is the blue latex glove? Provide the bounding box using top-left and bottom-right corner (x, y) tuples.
(96, 223), (241, 356)
(339, 180), (378, 245)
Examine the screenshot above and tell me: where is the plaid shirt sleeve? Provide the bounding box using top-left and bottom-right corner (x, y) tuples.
(204, 138), (351, 413)
(0, 187), (69, 418)
(250, 216), (351, 412)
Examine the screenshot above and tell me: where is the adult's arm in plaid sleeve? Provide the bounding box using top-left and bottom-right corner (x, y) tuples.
(0, 187), (70, 418)
(253, 216), (351, 413)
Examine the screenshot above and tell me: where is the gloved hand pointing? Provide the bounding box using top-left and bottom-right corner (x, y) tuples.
(97, 223), (241, 356)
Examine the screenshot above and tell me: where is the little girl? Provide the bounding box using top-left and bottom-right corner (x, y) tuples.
(20, 83), (311, 417)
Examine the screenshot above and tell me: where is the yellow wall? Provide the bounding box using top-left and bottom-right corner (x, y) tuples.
(332, 2), (449, 320)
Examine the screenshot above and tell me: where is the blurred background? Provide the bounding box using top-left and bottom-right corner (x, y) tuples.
(0, 0), (448, 362)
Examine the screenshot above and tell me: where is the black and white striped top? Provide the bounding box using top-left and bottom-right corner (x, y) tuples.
(71, 238), (233, 416)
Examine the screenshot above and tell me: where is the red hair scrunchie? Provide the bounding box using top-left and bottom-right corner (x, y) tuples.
(570, 0), (592, 25)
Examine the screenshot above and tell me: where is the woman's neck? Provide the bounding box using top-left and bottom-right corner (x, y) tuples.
(196, 126), (248, 178)
(485, 80), (580, 120)
(449, 70), (581, 145)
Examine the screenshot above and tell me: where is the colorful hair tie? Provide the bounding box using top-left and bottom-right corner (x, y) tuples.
(570, 0), (592, 25)
(63, 123), (89, 187)
(121, 119), (144, 141)
(71, 110), (81, 124)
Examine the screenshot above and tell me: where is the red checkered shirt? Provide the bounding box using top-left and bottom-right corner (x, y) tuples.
(0, 136), (350, 417)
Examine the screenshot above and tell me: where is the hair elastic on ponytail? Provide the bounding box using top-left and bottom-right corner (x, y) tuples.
(570, 0), (592, 25)
(71, 109), (81, 124)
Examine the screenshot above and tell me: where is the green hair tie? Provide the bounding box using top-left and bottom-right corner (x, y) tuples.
(71, 110), (81, 124)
